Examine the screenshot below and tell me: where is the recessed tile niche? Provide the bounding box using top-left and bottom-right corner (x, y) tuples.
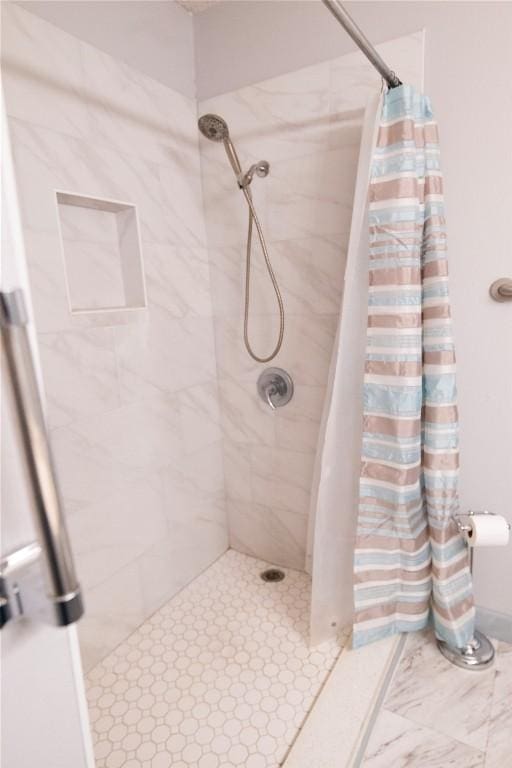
(56, 192), (146, 313)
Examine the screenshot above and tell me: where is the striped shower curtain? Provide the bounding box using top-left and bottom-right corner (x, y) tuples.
(353, 85), (475, 649)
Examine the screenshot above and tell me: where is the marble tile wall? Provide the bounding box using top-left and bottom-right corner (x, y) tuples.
(1, 3), (228, 670)
(198, 31), (424, 571)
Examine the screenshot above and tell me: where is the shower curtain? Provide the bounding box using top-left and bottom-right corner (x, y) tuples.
(353, 85), (475, 648)
(307, 93), (383, 646)
(308, 85), (475, 650)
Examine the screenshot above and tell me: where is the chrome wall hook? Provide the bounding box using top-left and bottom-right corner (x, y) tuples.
(489, 278), (512, 302)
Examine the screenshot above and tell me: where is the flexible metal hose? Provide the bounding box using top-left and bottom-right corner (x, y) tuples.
(241, 187), (284, 363)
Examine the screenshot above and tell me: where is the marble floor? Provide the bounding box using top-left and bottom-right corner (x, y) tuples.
(85, 549), (347, 768)
(361, 629), (512, 768)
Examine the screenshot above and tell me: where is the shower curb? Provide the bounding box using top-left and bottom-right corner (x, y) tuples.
(283, 633), (404, 768)
(350, 633), (407, 767)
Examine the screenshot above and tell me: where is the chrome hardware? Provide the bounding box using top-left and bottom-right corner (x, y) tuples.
(321, 0), (402, 89)
(257, 367), (294, 410)
(437, 510), (502, 670)
(1, 541), (42, 576)
(437, 629), (495, 670)
(238, 160), (270, 189)
(489, 278), (512, 302)
(1, 289), (83, 627)
(0, 543), (49, 628)
(453, 510), (510, 569)
(198, 114), (284, 363)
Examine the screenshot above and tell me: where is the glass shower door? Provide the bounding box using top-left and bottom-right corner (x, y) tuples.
(0, 95), (94, 768)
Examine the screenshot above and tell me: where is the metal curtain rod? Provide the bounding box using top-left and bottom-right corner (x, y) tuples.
(321, 0), (402, 89)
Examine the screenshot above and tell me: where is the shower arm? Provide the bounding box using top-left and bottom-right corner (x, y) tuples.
(321, 0), (402, 89)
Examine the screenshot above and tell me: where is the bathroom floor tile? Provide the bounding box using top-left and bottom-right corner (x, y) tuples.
(85, 549), (346, 767)
(362, 631), (512, 768)
(383, 629), (496, 751)
(485, 641), (512, 768)
(362, 709), (485, 768)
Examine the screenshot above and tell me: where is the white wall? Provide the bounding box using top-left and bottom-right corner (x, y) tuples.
(18, 0), (196, 98)
(195, 0), (512, 626)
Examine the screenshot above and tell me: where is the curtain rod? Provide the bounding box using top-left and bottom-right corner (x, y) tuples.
(321, 0), (402, 89)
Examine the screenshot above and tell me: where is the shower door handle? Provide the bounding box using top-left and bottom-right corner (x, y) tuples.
(0, 289), (83, 627)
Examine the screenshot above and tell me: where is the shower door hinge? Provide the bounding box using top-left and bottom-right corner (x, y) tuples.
(0, 541), (56, 628)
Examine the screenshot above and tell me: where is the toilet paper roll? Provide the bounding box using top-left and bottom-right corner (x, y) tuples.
(465, 514), (510, 547)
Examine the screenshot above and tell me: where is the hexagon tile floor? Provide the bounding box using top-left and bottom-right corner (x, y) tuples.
(85, 549), (347, 768)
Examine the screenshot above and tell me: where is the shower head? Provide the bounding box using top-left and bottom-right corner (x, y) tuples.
(198, 113), (242, 178)
(198, 114), (229, 142)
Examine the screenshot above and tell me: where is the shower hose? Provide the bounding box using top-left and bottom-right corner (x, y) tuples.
(241, 186), (284, 363)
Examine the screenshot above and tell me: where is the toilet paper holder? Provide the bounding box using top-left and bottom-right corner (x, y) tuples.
(437, 509), (510, 671)
(454, 509), (510, 539)
(454, 509), (510, 570)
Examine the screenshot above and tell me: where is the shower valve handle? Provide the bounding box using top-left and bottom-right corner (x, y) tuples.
(265, 384), (278, 410)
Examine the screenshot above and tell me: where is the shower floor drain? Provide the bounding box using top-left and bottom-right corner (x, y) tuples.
(260, 568), (285, 582)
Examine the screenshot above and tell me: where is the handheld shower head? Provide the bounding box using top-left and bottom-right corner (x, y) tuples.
(197, 113), (229, 142)
(198, 113), (242, 178)
(197, 115), (283, 363)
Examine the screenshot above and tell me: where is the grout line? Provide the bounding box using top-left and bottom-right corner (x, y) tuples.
(279, 628), (352, 766)
(350, 633), (407, 768)
(84, 546), (309, 675)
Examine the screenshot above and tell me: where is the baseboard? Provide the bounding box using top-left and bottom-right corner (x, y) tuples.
(476, 606), (512, 643)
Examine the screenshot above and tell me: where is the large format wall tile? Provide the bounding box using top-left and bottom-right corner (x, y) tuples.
(200, 31), (424, 571)
(3, 4), (228, 667)
(214, 315), (272, 383)
(37, 327), (120, 429)
(178, 381), (223, 454)
(274, 385), (326, 454)
(78, 39), (198, 168)
(51, 395), (182, 514)
(263, 236), (347, 316)
(113, 308), (217, 402)
(199, 60), (332, 164)
(1, 3), (91, 140)
(78, 559), (148, 671)
(200, 150), (268, 249)
(270, 314), (338, 387)
(143, 243), (213, 318)
(227, 501), (308, 572)
(219, 376), (275, 446)
(250, 446), (314, 517)
(266, 146), (359, 242)
(67, 474), (167, 593)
